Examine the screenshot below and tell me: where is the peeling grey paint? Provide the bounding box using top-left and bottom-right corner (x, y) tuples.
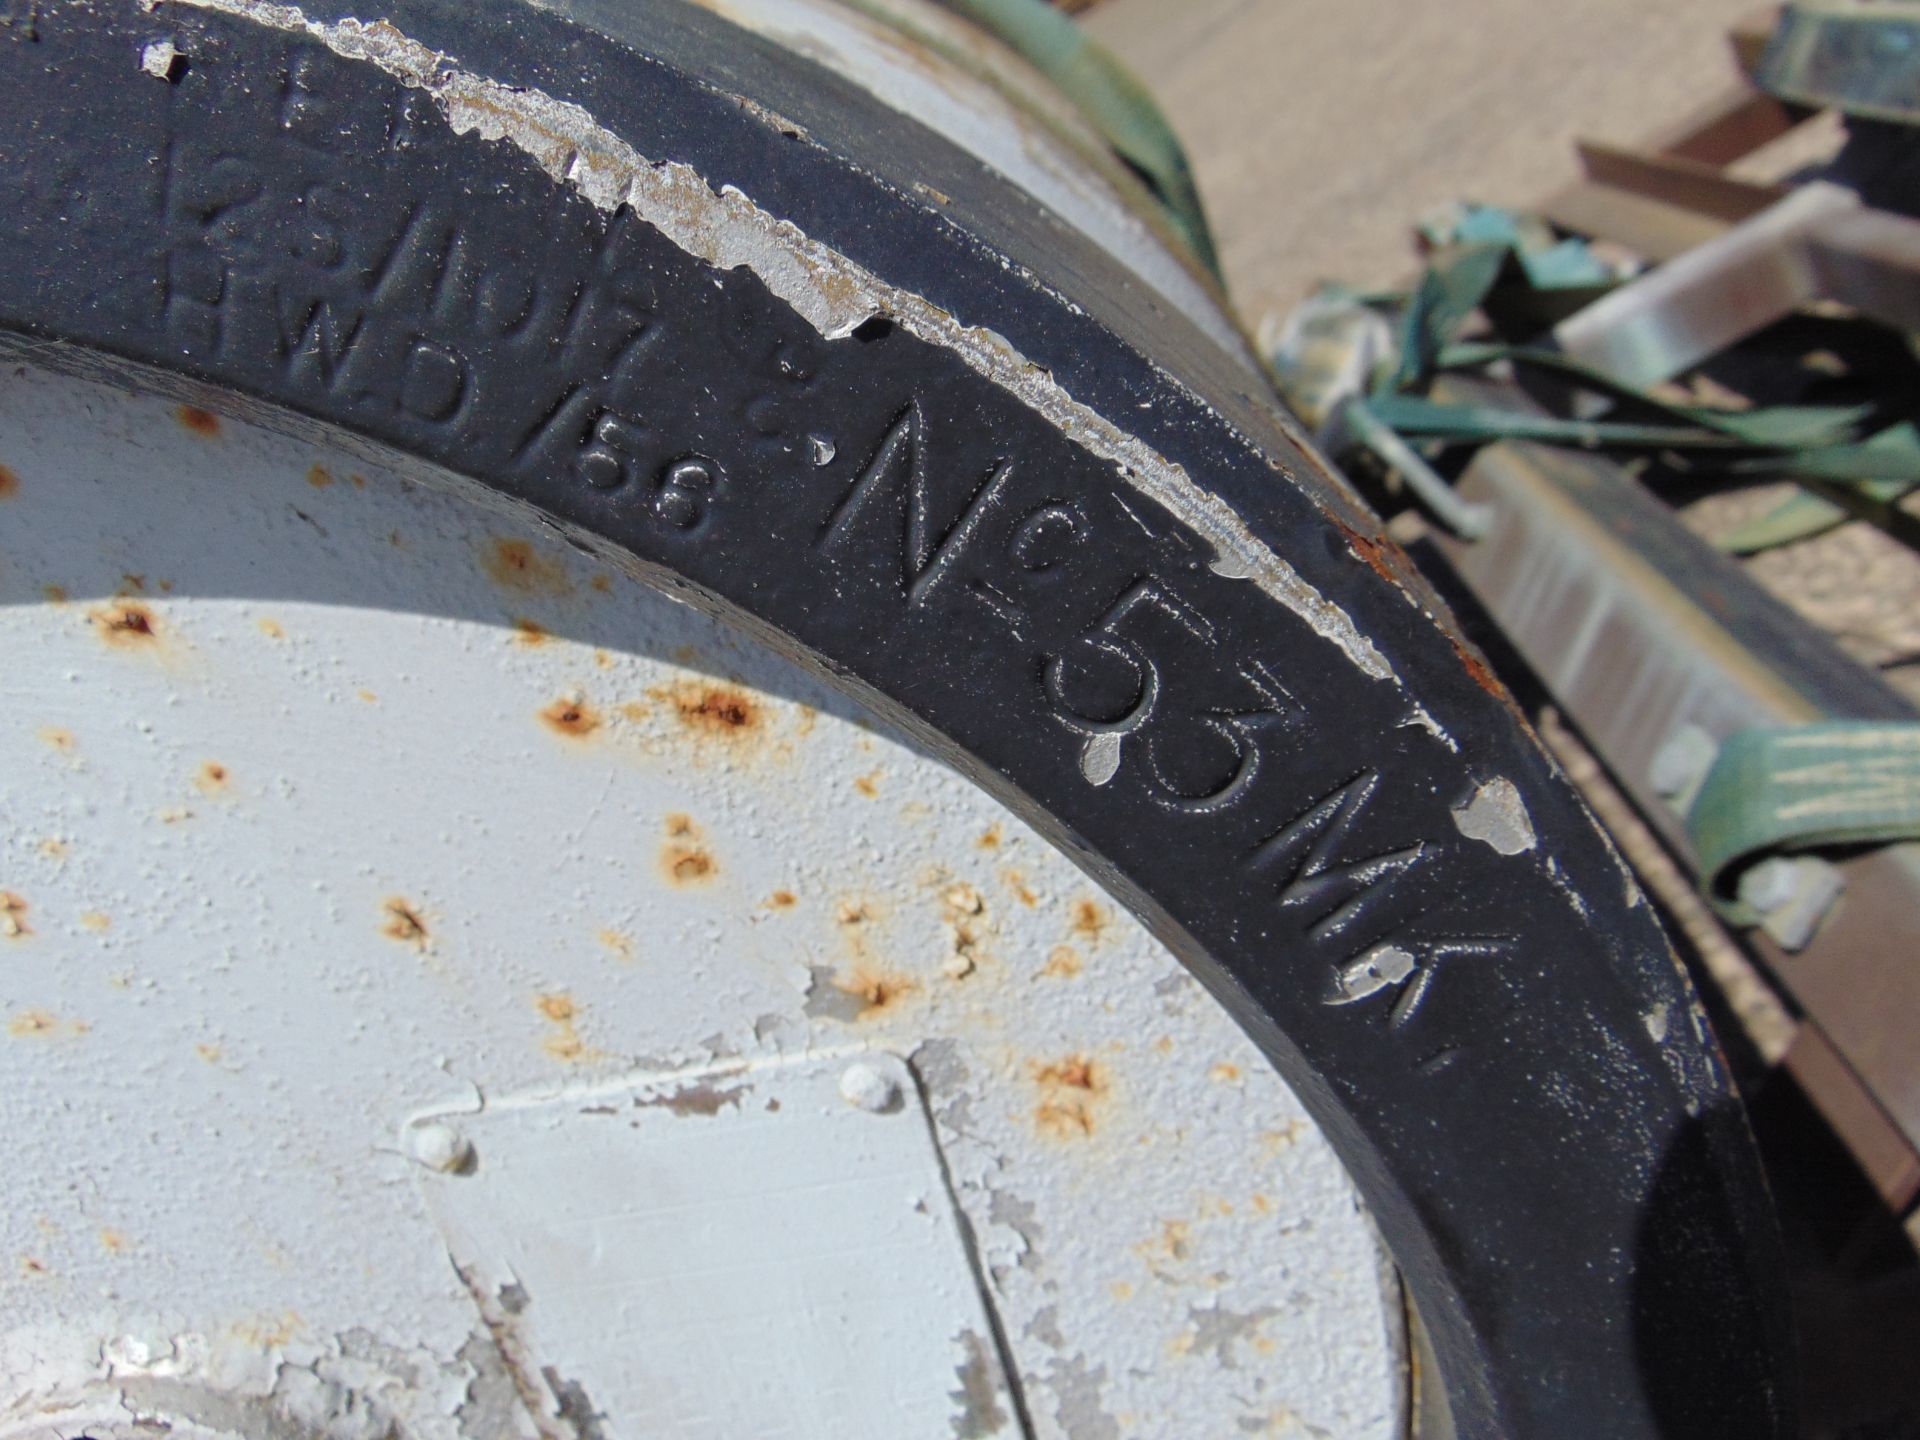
(542, 1365), (610, 1440)
(949, 1330), (1012, 1438)
(456, 1329), (538, 1440)
(801, 963), (867, 1023)
(1184, 1302), (1279, 1371)
(1451, 777), (1538, 856)
(1045, 1355), (1119, 1440)
(632, 1076), (751, 1116)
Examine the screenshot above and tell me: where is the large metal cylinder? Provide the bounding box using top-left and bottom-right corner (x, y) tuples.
(0, 2), (1789, 1436)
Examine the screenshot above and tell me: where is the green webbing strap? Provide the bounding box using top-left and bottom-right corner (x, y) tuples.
(934, 0), (1222, 279)
(1689, 722), (1920, 915)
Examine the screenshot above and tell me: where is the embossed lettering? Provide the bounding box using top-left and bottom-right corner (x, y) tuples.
(1142, 660), (1298, 814)
(276, 294), (364, 387)
(817, 402), (1014, 604)
(1248, 771), (1424, 940)
(1044, 576), (1212, 786)
(1327, 937), (1506, 1028)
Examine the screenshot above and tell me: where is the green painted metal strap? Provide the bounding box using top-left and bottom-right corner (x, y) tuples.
(934, 0), (1222, 278)
(1689, 722), (1920, 907)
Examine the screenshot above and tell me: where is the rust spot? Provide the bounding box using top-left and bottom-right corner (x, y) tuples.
(37, 837), (68, 861)
(381, 897), (430, 947)
(175, 404), (221, 438)
(943, 883), (983, 915)
(306, 464), (335, 489)
(0, 463), (17, 499)
(617, 700), (651, 723)
(662, 844), (717, 885)
(356, 690), (378, 704)
(1043, 944), (1082, 978)
(99, 1227), (127, 1254)
(652, 679), (759, 738)
(1003, 870), (1039, 907)
(1262, 1119), (1309, 1155)
(510, 617), (550, 647)
(1033, 1054), (1108, 1138)
(836, 898), (869, 926)
(1341, 524), (1401, 585)
(482, 537), (573, 596)
(1143, 1219), (1192, 1264)
(941, 883), (986, 978)
(839, 968), (916, 1018)
(534, 990), (598, 1063)
(229, 1313), (305, 1349)
(664, 812), (697, 838)
(977, 825), (1002, 849)
(90, 600), (159, 645)
(80, 911), (110, 933)
(350, 472), (367, 489)
(1449, 633), (1507, 700)
(36, 727), (74, 753)
(195, 1042), (223, 1064)
(590, 573), (613, 594)
(118, 573), (147, 595)
(1070, 898), (1108, 942)
(18, 1256), (48, 1278)
(195, 760), (230, 795)
(597, 928), (636, 963)
(540, 695), (600, 739)
(768, 889), (797, 910)
(1, 893), (30, 939)
(256, 617), (285, 640)
(853, 770), (881, 798)
(41, 584), (67, 604)
(1037, 1054), (1100, 1090)
(1209, 1062), (1242, 1085)
(8, 1008), (59, 1037)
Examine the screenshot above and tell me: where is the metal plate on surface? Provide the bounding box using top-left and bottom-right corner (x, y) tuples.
(409, 1051), (1022, 1440)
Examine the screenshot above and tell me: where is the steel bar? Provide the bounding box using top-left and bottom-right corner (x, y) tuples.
(1440, 440), (1920, 1179)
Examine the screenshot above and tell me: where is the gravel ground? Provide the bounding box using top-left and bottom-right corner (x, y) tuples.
(1087, 0), (1770, 325)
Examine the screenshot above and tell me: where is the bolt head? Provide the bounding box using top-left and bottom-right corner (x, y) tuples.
(838, 1061), (901, 1114)
(409, 1122), (475, 1174)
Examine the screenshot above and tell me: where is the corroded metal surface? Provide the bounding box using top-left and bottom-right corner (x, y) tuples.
(0, 1), (1792, 1434)
(0, 358), (1404, 1438)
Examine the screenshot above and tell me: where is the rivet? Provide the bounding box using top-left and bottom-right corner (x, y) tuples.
(409, 1122), (475, 1174)
(838, 1061), (900, 1114)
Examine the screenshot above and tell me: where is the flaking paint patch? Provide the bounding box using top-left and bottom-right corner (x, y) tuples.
(166, 0), (1397, 686)
(1450, 777), (1536, 856)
